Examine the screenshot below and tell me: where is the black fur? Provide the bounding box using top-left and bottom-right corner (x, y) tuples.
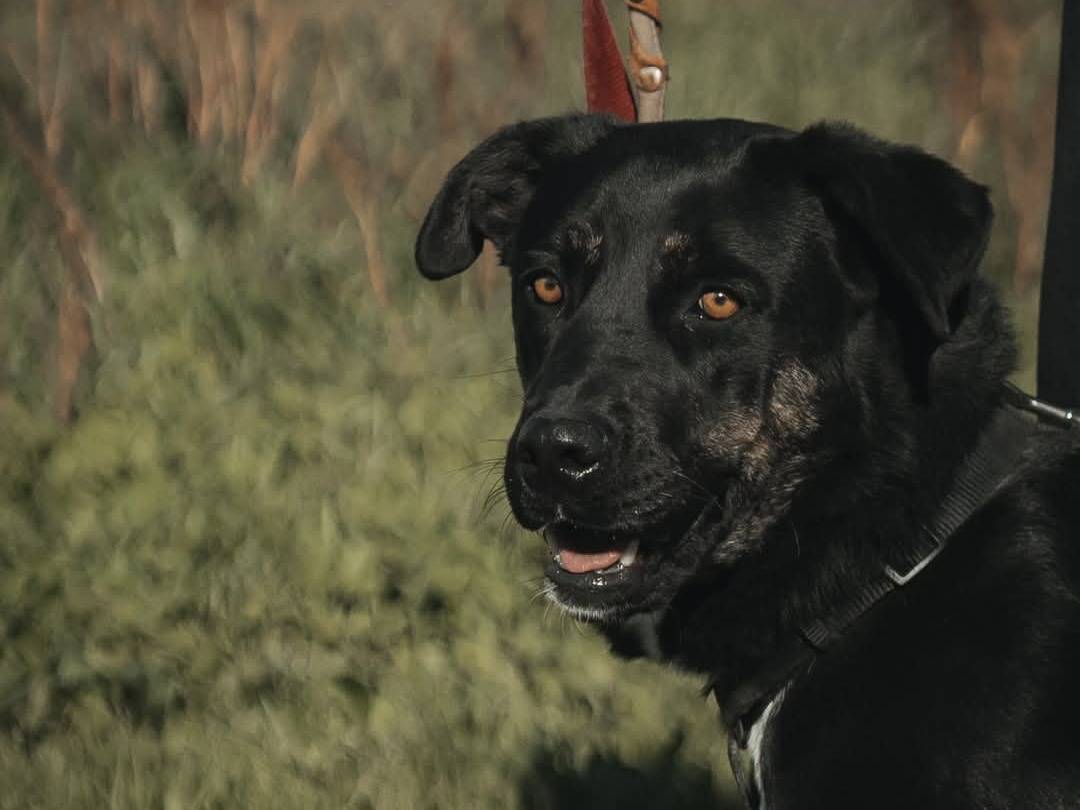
(416, 114), (1080, 808)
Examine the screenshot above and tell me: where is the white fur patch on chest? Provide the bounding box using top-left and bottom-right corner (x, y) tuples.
(746, 689), (785, 810)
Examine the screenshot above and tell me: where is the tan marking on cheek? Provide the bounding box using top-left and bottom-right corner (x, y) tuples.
(709, 360), (822, 563)
(702, 409), (770, 482)
(740, 437), (772, 478)
(767, 360), (820, 437)
(702, 409), (762, 453)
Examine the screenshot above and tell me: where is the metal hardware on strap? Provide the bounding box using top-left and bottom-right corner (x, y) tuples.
(626, 0), (667, 121)
(629, 24), (668, 91)
(884, 538), (945, 586)
(1004, 382), (1075, 429)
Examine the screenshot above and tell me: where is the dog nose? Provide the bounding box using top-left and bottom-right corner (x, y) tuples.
(517, 417), (607, 487)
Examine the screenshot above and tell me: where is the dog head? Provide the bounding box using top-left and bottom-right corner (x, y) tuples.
(416, 114), (996, 622)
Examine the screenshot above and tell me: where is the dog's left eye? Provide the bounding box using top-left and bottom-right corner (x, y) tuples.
(697, 291), (740, 320)
(531, 275), (564, 305)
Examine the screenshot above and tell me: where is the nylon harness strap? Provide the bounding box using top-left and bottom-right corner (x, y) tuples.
(715, 400), (1041, 810)
(1039, 0), (1080, 408)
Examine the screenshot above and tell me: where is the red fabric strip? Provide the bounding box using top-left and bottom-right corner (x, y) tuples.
(582, 0), (637, 122)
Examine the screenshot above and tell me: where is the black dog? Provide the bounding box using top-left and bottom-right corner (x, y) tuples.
(415, 114), (1080, 809)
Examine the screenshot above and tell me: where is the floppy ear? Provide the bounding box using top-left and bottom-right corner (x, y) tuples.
(793, 122), (992, 341)
(415, 114), (619, 280)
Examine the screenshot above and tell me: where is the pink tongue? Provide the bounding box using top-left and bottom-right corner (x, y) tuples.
(557, 547), (622, 574)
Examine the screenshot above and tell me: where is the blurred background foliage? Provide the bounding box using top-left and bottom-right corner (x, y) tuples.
(0, 1), (1061, 807)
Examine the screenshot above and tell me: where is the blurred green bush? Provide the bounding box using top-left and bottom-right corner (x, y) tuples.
(0, 1), (1059, 807)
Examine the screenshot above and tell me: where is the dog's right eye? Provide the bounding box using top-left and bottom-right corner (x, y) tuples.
(697, 291), (740, 320)
(530, 275), (564, 305)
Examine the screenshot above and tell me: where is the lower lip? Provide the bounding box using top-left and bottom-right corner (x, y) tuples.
(543, 555), (644, 603)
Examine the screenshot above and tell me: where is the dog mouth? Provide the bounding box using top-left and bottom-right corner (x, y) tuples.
(539, 500), (718, 620)
(541, 523), (647, 618)
(545, 524), (642, 574)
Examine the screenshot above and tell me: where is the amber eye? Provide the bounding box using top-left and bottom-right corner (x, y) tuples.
(697, 291), (740, 320)
(531, 275), (564, 305)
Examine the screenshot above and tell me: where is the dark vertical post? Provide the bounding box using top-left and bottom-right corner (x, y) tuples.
(1039, 0), (1080, 406)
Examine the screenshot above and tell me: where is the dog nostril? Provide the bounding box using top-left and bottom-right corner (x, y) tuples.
(563, 447), (597, 473)
(549, 421), (605, 480)
(517, 417), (608, 488)
(554, 438), (599, 475)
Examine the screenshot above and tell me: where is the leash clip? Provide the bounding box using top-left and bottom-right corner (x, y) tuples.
(1003, 382), (1076, 429)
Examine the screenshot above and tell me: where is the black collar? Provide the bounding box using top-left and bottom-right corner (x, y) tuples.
(711, 392), (1055, 807)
